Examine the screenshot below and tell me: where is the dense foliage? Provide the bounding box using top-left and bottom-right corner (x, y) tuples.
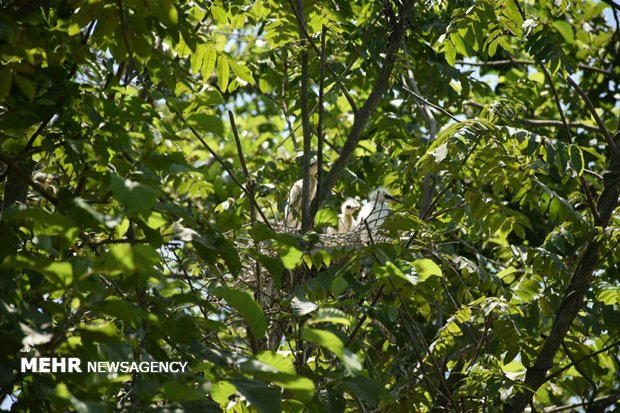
(1, 0), (619, 411)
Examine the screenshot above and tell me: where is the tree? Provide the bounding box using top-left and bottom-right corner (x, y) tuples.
(1, 0), (619, 412)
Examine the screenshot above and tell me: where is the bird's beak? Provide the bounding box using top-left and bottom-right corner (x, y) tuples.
(385, 194), (404, 204)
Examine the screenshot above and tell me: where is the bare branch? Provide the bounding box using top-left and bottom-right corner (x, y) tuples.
(402, 85), (460, 122)
(311, 26), (327, 221)
(228, 110), (251, 182)
(290, 0), (313, 233)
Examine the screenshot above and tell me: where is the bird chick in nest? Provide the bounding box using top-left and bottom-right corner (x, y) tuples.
(326, 198), (361, 234)
(356, 187), (403, 231)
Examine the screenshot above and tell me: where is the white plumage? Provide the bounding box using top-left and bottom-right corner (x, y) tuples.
(356, 187), (402, 231)
(327, 197), (361, 234)
(337, 198), (361, 233)
(284, 160), (319, 229)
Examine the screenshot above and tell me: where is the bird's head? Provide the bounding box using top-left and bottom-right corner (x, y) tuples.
(368, 187), (403, 204)
(310, 159), (319, 176)
(341, 198), (361, 215)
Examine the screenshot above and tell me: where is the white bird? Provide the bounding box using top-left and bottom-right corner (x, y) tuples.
(326, 198), (361, 234)
(356, 187), (403, 231)
(284, 159), (319, 229)
(338, 198), (361, 233)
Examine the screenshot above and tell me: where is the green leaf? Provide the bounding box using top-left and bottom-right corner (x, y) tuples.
(553, 20), (574, 44)
(14, 74), (35, 100)
(570, 145), (584, 176)
(228, 58), (254, 84)
(241, 352), (315, 401)
(211, 5), (228, 25)
(248, 222), (277, 242)
(271, 239), (303, 270)
(191, 44), (205, 74)
(217, 54), (230, 91)
(211, 381), (236, 405)
(216, 236), (241, 275)
(161, 381), (205, 402)
(597, 287), (620, 306)
(5, 208), (80, 243)
(93, 296), (149, 323)
(307, 308), (351, 326)
(186, 113), (224, 136)
(302, 327), (362, 374)
(444, 39), (456, 66)
(108, 175), (160, 218)
(3, 255), (74, 287)
(212, 286), (267, 337)
(411, 258), (442, 281)
(96, 244), (160, 276)
(0, 68), (11, 98)
(229, 378), (282, 413)
(201, 45), (218, 79)
(344, 375), (383, 407)
(255, 351), (296, 374)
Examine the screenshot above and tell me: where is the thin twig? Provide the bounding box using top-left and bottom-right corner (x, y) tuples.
(546, 338), (620, 381)
(280, 57), (299, 151)
(560, 340), (597, 411)
(517, 118), (601, 133)
(228, 110), (251, 181)
(362, 220), (461, 411)
(455, 59), (613, 76)
(345, 285), (385, 347)
(189, 125), (273, 228)
(402, 84), (460, 122)
(540, 63), (600, 222)
(565, 75), (617, 154)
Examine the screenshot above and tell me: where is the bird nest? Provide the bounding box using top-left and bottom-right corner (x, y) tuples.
(265, 221), (394, 248)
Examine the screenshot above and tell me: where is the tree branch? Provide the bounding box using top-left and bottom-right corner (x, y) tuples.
(455, 59), (614, 76)
(517, 118), (601, 133)
(319, 0), (412, 203)
(540, 63), (600, 222)
(504, 131), (620, 411)
(228, 109), (264, 306)
(560, 341), (597, 411)
(546, 337), (620, 381)
(565, 75), (617, 154)
(542, 392), (620, 413)
(292, 0), (313, 233)
(311, 26), (327, 221)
